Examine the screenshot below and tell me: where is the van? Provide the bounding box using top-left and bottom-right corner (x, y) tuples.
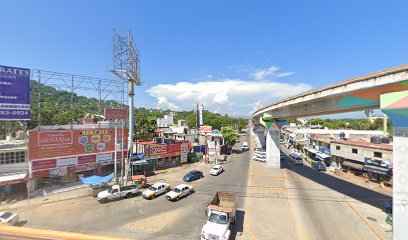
(242, 142), (249, 151)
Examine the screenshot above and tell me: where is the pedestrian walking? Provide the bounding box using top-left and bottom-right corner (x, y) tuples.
(363, 173), (369, 183)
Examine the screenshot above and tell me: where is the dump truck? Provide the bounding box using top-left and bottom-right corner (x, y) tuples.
(201, 192), (238, 240)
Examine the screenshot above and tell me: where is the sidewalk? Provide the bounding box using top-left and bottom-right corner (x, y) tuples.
(238, 134), (296, 240)
(0, 183), (91, 211)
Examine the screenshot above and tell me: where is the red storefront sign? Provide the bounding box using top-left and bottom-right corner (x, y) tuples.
(78, 155), (96, 164)
(150, 145), (167, 156)
(29, 128), (128, 161)
(104, 108), (129, 120)
(167, 143), (181, 153)
(31, 170), (50, 178)
(32, 159), (56, 171)
(199, 125), (212, 133)
(74, 163), (97, 172)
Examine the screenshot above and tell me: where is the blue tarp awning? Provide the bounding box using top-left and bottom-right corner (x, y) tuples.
(80, 172), (114, 185)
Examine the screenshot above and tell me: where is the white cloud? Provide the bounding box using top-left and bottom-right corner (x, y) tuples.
(156, 96), (180, 111)
(250, 66), (295, 80)
(276, 72), (295, 77)
(147, 78), (312, 116)
(207, 75), (213, 79)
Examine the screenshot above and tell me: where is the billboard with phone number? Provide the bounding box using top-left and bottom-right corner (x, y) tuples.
(0, 65), (30, 120)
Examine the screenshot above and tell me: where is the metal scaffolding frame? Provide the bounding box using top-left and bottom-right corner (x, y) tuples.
(30, 69), (128, 130)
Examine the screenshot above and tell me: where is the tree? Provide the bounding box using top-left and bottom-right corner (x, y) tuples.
(221, 126), (239, 146)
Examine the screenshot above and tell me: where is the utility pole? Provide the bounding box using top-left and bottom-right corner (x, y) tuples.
(196, 103), (199, 143)
(114, 120), (118, 184)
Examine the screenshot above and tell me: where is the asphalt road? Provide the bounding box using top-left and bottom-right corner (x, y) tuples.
(281, 146), (391, 240)
(11, 133), (391, 240)
(13, 133), (251, 240)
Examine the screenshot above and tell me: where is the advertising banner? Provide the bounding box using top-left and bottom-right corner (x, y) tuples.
(0, 65), (30, 120)
(208, 141), (216, 155)
(150, 145), (167, 156)
(56, 156), (78, 167)
(28, 128), (128, 161)
(180, 143), (189, 163)
(31, 159), (57, 171)
(74, 162), (97, 172)
(200, 125), (212, 133)
(49, 167), (68, 177)
(96, 153), (112, 163)
(78, 155), (96, 164)
(104, 108), (129, 120)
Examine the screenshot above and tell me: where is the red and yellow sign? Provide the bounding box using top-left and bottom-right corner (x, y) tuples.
(150, 145), (167, 156)
(29, 128), (128, 161)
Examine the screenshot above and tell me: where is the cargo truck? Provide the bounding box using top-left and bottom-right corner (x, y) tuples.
(201, 192), (237, 240)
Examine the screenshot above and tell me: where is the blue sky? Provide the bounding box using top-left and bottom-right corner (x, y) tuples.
(1, 0), (407, 118)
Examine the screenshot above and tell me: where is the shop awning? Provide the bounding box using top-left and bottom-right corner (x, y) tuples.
(341, 161), (364, 171)
(316, 152), (331, 160)
(363, 165), (389, 176)
(0, 173), (28, 187)
(131, 159), (149, 165)
(80, 172), (114, 185)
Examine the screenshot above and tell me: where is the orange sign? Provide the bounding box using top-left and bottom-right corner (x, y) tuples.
(29, 128), (128, 161)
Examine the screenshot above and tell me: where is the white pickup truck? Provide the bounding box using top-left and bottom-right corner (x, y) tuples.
(201, 192), (237, 240)
(97, 184), (138, 203)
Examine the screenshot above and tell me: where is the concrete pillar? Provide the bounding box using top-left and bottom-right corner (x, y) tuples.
(266, 124), (280, 168)
(253, 128), (266, 149)
(392, 128), (408, 239)
(380, 91), (408, 240)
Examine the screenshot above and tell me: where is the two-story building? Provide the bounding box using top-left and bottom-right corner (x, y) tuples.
(0, 139), (29, 202)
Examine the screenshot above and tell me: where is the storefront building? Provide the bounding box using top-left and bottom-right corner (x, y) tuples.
(28, 123), (128, 191)
(331, 140), (393, 181)
(0, 140), (29, 202)
(136, 139), (190, 174)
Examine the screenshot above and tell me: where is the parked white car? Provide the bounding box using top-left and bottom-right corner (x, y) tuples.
(253, 155), (266, 162)
(165, 184), (194, 201)
(255, 151), (266, 157)
(142, 182), (171, 199)
(209, 165), (224, 176)
(0, 212), (19, 226)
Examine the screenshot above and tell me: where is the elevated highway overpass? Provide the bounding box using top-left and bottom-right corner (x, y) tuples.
(252, 64), (408, 240)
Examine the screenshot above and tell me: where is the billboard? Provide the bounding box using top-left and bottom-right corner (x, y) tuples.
(29, 128), (128, 161)
(180, 143), (189, 163)
(104, 108), (129, 120)
(0, 65), (30, 120)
